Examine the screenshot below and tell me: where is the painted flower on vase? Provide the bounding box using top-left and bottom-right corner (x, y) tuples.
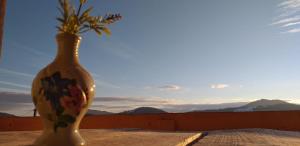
(39, 71), (88, 132)
(60, 85), (87, 115)
(40, 72), (69, 111)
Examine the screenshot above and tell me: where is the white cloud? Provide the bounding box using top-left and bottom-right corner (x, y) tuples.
(11, 42), (52, 58)
(0, 68), (34, 78)
(273, 0), (300, 33)
(285, 28), (300, 33)
(91, 72), (120, 89)
(0, 87), (29, 94)
(0, 81), (31, 89)
(101, 39), (137, 61)
(279, 0), (300, 9)
(93, 96), (173, 104)
(158, 85), (182, 91)
(281, 21), (300, 27)
(0, 91), (248, 115)
(272, 17), (300, 25)
(0, 92), (184, 114)
(94, 79), (120, 89)
(210, 84), (229, 89)
(144, 84), (183, 92)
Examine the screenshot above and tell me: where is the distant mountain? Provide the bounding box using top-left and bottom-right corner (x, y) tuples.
(243, 99), (287, 109)
(163, 102), (248, 113)
(86, 109), (113, 115)
(120, 107), (167, 115)
(203, 99), (300, 112)
(0, 112), (16, 117)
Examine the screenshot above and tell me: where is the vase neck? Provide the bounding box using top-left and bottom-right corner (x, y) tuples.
(54, 33), (81, 65)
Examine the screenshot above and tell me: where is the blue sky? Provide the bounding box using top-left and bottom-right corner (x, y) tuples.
(2, 0), (300, 110)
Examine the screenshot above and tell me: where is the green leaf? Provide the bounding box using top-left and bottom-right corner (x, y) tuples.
(58, 0), (64, 8)
(57, 121), (68, 127)
(56, 26), (64, 32)
(56, 17), (65, 23)
(54, 121), (68, 132)
(56, 106), (64, 116)
(57, 6), (64, 17)
(59, 114), (76, 123)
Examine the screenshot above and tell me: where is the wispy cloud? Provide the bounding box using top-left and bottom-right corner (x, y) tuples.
(101, 40), (135, 60)
(90, 72), (101, 78)
(278, 0), (300, 9)
(0, 81), (31, 89)
(11, 42), (52, 58)
(0, 91), (252, 115)
(273, 0), (300, 33)
(7, 41), (55, 69)
(0, 68), (33, 92)
(210, 84), (229, 89)
(285, 28), (300, 33)
(94, 79), (120, 89)
(92, 96), (183, 112)
(158, 85), (182, 91)
(281, 21), (300, 27)
(0, 92), (33, 116)
(145, 84), (183, 92)
(0, 87), (29, 94)
(0, 92), (181, 114)
(0, 92), (32, 103)
(89, 72), (121, 89)
(272, 17), (300, 25)
(93, 96), (172, 104)
(0, 68), (34, 78)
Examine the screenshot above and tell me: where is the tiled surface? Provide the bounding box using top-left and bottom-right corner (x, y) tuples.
(195, 129), (300, 146)
(0, 129), (196, 146)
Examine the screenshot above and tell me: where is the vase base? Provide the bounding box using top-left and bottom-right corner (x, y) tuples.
(32, 130), (86, 146)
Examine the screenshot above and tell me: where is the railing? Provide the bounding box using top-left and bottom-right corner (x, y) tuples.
(0, 111), (300, 131)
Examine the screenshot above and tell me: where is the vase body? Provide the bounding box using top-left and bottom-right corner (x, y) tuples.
(31, 33), (95, 146)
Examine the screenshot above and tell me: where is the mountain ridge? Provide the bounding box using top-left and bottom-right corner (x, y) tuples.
(203, 99), (300, 112)
(120, 107), (167, 115)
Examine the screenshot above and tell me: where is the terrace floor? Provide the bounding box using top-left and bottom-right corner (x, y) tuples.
(0, 129), (197, 146)
(1, 128), (300, 146)
(194, 129), (300, 146)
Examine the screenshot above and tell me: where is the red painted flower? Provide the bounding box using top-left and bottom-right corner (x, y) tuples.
(60, 85), (87, 115)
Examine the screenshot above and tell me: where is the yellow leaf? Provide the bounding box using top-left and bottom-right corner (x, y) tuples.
(102, 27), (111, 35)
(80, 0), (87, 4)
(94, 29), (102, 36)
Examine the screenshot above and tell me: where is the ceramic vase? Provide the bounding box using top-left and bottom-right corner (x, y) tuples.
(31, 33), (95, 146)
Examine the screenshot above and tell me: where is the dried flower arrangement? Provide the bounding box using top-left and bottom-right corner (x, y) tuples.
(56, 0), (122, 36)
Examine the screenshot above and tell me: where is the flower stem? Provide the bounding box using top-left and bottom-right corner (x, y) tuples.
(76, 3), (82, 17)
